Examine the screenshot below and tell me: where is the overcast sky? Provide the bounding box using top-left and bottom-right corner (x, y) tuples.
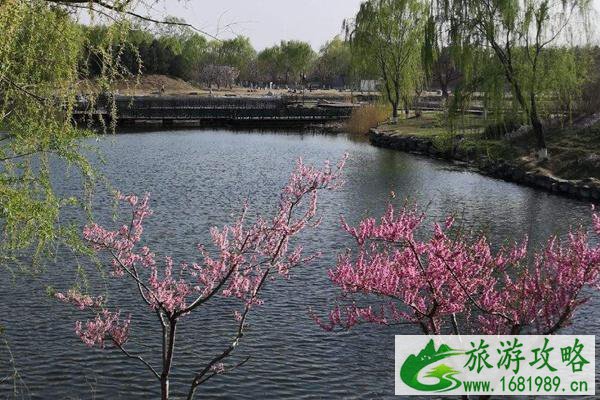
(144, 0), (364, 50)
(142, 0), (599, 50)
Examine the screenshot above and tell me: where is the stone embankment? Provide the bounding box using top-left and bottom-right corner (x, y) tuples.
(370, 129), (600, 203)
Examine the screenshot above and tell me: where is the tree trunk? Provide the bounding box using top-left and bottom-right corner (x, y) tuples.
(160, 320), (177, 400)
(440, 80), (449, 100)
(490, 39), (542, 157)
(161, 376), (169, 400)
(530, 97), (548, 159)
(531, 116), (547, 159)
(391, 102), (399, 124)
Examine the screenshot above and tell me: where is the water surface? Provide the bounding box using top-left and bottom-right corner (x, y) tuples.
(1, 129), (597, 399)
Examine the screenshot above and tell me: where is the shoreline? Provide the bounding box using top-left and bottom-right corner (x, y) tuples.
(369, 128), (600, 203)
(105, 119), (346, 134)
(99, 122), (599, 203)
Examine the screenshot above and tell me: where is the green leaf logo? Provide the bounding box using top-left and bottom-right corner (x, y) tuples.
(400, 339), (464, 392)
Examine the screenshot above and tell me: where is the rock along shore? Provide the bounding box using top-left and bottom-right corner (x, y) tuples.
(370, 128), (600, 203)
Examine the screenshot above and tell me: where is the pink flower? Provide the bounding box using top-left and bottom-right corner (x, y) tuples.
(75, 310), (131, 348)
(320, 205), (600, 335)
(210, 363), (225, 374)
(55, 289), (102, 310)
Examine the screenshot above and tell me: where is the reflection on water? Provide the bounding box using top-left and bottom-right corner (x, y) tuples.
(1, 129), (597, 399)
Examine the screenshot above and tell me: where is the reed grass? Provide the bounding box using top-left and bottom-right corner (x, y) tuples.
(345, 104), (390, 135)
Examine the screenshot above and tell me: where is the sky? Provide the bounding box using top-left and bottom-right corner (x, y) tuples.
(142, 0), (365, 50)
(139, 0), (600, 50)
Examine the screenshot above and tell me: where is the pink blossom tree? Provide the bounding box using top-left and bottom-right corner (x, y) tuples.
(315, 203), (600, 336)
(55, 156), (345, 400)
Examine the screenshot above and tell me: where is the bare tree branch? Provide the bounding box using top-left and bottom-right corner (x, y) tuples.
(47, 0), (221, 41)
(113, 340), (161, 381)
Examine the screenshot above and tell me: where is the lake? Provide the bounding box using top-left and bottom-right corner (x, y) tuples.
(1, 129), (597, 399)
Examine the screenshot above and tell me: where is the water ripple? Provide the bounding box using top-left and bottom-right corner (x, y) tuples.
(1, 129), (597, 399)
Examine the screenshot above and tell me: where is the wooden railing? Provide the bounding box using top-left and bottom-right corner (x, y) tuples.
(76, 96), (353, 123)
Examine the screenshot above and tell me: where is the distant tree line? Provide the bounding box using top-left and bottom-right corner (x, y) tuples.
(81, 22), (354, 89)
(79, 6), (600, 157)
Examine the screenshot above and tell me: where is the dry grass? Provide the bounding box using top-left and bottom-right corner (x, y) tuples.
(92, 74), (353, 100)
(345, 104), (390, 135)
(112, 74), (202, 95)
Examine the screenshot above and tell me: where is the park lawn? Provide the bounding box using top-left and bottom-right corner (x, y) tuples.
(377, 111), (486, 138)
(377, 111), (515, 160)
(377, 111), (600, 181)
(536, 122), (600, 180)
(377, 112), (448, 137)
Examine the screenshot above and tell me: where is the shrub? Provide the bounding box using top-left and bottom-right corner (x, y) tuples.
(482, 117), (523, 140)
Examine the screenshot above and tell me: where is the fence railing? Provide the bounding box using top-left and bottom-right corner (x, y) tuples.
(76, 96), (353, 122)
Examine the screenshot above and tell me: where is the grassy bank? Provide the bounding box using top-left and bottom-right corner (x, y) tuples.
(376, 112), (600, 182)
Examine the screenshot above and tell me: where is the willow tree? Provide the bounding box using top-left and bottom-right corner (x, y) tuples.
(461, 0), (591, 159)
(0, 1), (201, 267)
(347, 0), (428, 123)
(424, 0), (465, 100)
(1, 1), (92, 268)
